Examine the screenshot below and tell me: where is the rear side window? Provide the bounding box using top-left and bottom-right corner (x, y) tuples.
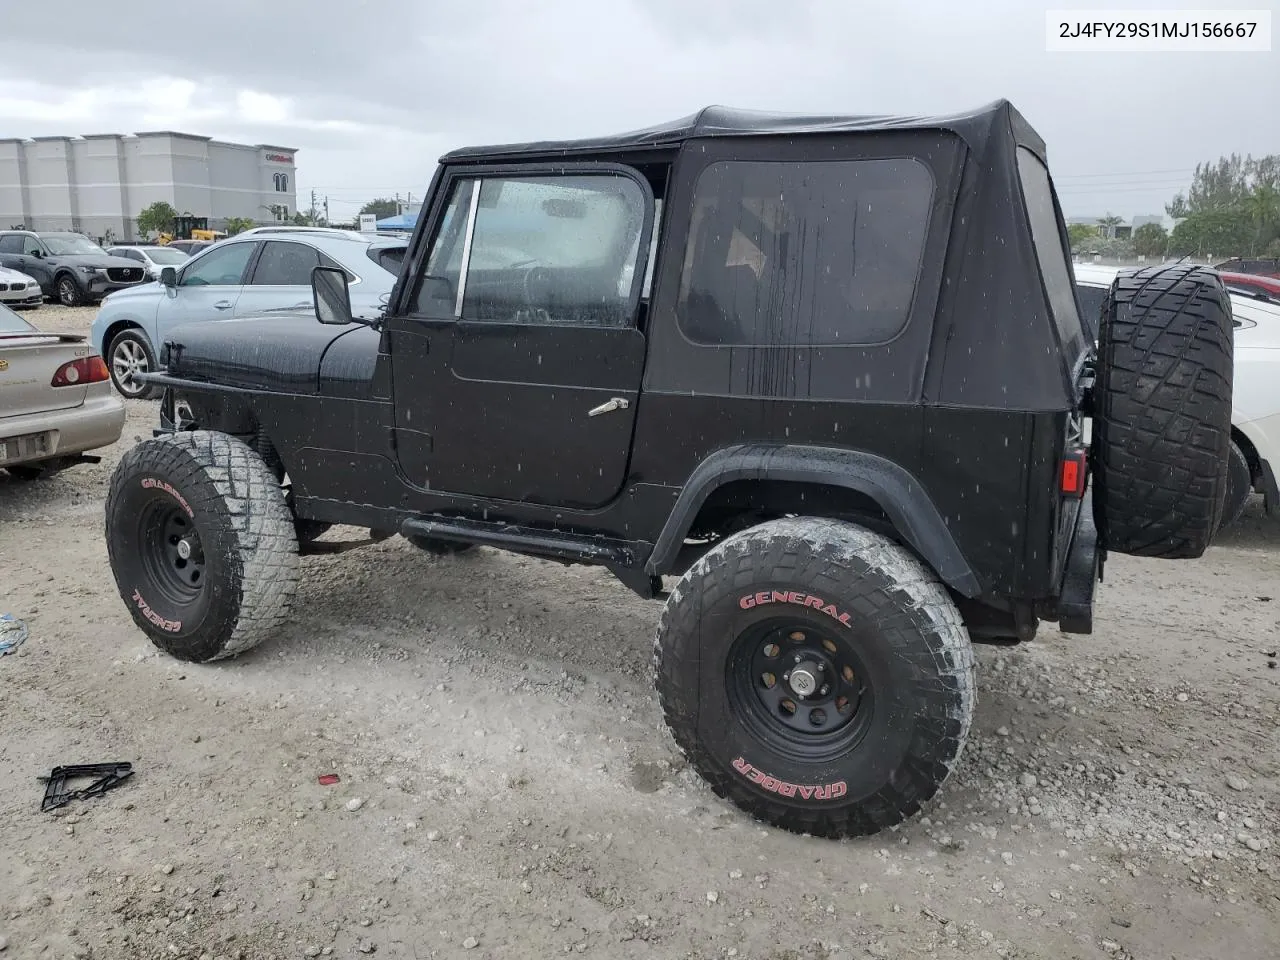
(1017, 147), (1085, 346)
(676, 158), (934, 347)
(0, 236), (21, 254)
(367, 246), (406, 274)
(252, 241), (321, 285)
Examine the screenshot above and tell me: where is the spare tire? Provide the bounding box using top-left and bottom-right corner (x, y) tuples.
(1092, 263), (1234, 559)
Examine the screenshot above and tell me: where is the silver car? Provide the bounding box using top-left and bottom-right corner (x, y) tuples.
(0, 265), (42, 308)
(106, 244), (192, 281)
(1, 302), (125, 480)
(90, 230), (407, 398)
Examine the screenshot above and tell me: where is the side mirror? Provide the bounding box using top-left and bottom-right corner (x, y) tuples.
(160, 267), (177, 287)
(312, 265), (353, 325)
(28, 248), (43, 259)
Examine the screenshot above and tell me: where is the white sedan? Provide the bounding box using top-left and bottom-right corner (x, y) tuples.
(1073, 262), (1279, 527)
(0, 265), (42, 308)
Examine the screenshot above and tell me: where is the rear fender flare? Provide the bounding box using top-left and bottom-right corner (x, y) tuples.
(645, 444), (982, 598)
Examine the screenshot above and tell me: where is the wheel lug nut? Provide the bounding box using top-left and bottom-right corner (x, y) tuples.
(817, 663), (825, 671)
(820, 685), (830, 696)
(794, 655), (802, 664)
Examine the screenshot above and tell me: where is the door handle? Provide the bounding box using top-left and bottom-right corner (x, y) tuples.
(213, 300), (232, 310)
(588, 397), (630, 417)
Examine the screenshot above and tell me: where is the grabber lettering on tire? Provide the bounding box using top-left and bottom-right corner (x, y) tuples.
(653, 516), (974, 838)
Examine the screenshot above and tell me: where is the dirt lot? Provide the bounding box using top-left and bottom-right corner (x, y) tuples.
(2, 305), (1278, 960)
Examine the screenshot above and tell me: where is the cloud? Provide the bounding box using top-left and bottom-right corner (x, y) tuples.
(1, 0), (1275, 217)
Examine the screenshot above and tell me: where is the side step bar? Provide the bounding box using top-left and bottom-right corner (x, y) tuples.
(400, 515), (643, 568)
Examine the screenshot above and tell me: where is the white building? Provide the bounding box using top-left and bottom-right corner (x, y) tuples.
(0, 132), (298, 243)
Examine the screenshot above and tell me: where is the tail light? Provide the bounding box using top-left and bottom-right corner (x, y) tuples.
(1060, 446), (1088, 498)
(51, 355), (111, 388)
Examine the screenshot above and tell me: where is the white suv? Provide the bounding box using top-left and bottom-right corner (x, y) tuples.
(1074, 262), (1279, 528)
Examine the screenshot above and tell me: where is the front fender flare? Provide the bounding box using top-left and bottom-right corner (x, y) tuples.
(644, 444), (982, 598)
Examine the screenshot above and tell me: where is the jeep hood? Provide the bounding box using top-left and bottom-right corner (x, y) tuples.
(161, 314), (364, 393)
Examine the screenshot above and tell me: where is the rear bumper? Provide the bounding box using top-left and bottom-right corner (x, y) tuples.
(1056, 492), (1099, 635)
(0, 392), (126, 466)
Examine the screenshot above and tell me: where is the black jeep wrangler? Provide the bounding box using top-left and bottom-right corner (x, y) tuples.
(104, 101), (1234, 838)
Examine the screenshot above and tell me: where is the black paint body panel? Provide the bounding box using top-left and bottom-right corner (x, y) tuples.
(158, 99), (1092, 621)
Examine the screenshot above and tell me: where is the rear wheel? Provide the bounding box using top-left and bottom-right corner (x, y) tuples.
(1093, 263), (1234, 558)
(654, 517), (974, 838)
(108, 329), (158, 400)
(105, 430), (299, 662)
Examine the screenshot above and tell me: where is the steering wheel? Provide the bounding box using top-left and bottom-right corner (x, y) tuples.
(521, 265), (553, 310)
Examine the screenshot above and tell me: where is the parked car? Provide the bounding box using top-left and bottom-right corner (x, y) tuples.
(0, 265), (42, 308)
(166, 239), (216, 256)
(1220, 270), (1280, 305)
(90, 231), (408, 398)
(0, 300), (125, 480)
(104, 100), (1235, 839)
(106, 244), (192, 282)
(0, 231), (149, 306)
(1214, 257), (1280, 279)
(1074, 262), (1278, 527)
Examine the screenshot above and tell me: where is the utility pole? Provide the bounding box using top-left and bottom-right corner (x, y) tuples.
(324, 196), (329, 225)
(310, 189), (317, 226)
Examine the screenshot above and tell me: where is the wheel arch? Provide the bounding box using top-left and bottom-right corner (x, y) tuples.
(645, 444), (982, 598)
(103, 317), (149, 354)
(1230, 425), (1262, 486)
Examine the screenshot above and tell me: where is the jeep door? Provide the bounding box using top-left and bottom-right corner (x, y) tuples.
(155, 240), (255, 335)
(387, 166), (655, 508)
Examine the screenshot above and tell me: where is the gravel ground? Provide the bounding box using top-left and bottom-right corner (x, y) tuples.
(1, 304), (1278, 960)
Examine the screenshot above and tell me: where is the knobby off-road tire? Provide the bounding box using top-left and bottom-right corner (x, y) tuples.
(405, 534), (475, 556)
(105, 430), (300, 662)
(654, 517), (974, 838)
(1093, 263), (1234, 559)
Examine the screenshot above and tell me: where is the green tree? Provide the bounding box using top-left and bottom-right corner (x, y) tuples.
(224, 217), (256, 235)
(1167, 210), (1253, 257)
(1067, 223), (1098, 249)
(359, 198), (398, 221)
(1132, 222), (1168, 258)
(136, 201), (178, 238)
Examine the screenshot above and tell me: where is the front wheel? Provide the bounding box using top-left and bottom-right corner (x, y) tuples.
(105, 430), (300, 662)
(108, 329), (158, 400)
(56, 274), (82, 307)
(654, 517), (974, 838)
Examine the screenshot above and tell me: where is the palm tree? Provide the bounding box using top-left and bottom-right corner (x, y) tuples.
(1096, 214), (1124, 239)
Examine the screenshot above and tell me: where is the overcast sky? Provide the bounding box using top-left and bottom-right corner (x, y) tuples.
(3, 0), (1275, 221)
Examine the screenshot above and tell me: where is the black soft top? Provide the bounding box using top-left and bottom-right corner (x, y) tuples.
(441, 99), (1047, 164)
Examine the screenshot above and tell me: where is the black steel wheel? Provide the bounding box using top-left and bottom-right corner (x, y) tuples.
(57, 274), (82, 307)
(727, 620), (874, 759)
(105, 430), (299, 662)
(136, 500), (206, 605)
(655, 517), (974, 838)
